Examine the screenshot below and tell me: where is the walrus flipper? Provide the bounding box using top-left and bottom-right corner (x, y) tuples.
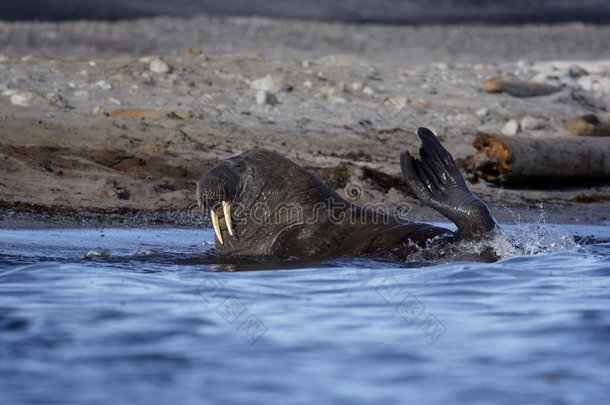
(400, 127), (498, 239)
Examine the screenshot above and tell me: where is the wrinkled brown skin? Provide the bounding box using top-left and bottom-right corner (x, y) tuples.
(196, 127), (498, 260)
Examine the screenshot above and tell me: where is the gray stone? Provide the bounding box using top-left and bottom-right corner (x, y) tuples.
(251, 75), (283, 92)
(501, 119), (520, 135)
(149, 58), (172, 74)
(94, 80), (112, 90)
(8, 90), (45, 107)
(10, 91), (34, 106)
(521, 115), (544, 130)
(476, 107), (490, 117)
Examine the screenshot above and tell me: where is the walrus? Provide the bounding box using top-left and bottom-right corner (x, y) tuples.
(196, 127), (498, 260)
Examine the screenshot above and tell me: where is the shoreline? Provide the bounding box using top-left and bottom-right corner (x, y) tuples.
(1, 200), (608, 229)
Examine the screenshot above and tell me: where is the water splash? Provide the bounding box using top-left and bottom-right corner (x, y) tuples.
(456, 204), (582, 262)
(134, 247), (154, 256)
(491, 203), (582, 258)
(84, 249), (112, 259)
(407, 205), (584, 264)
(483, 223), (582, 260)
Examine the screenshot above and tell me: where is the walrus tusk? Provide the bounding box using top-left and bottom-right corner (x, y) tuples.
(222, 201), (234, 236)
(210, 209), (224, 244)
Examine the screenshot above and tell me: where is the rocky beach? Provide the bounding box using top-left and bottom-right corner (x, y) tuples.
(1, 15), (609, 227)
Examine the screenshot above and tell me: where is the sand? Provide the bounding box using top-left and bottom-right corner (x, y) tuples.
(0, 16), (609, 227)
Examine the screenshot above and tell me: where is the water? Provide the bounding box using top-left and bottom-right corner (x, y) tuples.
(1, 223), (609, 404)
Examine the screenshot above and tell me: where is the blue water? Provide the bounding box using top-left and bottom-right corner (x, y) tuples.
(1, 223), (609, 404)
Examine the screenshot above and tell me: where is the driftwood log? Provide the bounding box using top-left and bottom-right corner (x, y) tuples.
(463, 134), (610, 185)
(482, 77), (562, 98)
(109, 108), (192, 120)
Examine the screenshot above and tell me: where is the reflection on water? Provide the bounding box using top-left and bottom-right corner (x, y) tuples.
(0, 224), (609, 404)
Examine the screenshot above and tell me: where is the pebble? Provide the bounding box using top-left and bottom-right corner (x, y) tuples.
(579, 76), (610, 94)
(362, 86), (374, 95)
(576, 75), (595, 92)
(410, 98), (429, 110)
(149, 58), (172, 74)
(515, 60), (535, 79)
(501, 119), (520, 135)
(95, 80), (112, 90)
(314, 85), (346, 100)
(328, 96), (346, 104)
(250, 74), (283, 92)
(46, 92), (67, 107)
(521, 115), (543, 130)
(302, 81), (313, 88)
(476, 107), (490, 117)
(140, 72), (154, 85)
(516, 60), (532, 70)
(10, 91), (36, 107)
(383, 96), (409, 109)
(7, 90), (48, 107)
(91, 105), (106, 115)
(255, 90), (278, 106)
(0, 53), (9, 62)
(74, 90), (89, 100)
(351, 81), (363, 91)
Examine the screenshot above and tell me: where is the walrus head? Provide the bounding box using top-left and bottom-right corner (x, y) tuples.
(197, 149), (363, 258)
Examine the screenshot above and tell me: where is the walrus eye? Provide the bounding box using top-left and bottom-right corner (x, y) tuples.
(231, 160), (245, 172)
